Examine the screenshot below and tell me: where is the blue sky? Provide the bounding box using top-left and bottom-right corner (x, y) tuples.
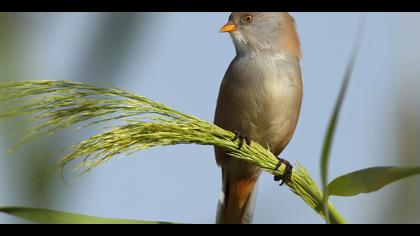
(0, 13), (419, 223)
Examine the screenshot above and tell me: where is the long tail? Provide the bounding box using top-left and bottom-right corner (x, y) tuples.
(216, 169), (259, 224)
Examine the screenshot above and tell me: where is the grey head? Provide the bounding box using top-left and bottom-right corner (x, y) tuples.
(220, 12), (301, 59)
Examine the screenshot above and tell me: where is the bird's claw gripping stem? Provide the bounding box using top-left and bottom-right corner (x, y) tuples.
(274, 158), (293, 186)
(231, 130), (251, 149)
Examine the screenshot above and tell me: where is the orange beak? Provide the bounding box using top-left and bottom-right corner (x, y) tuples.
(219, 23), (237, 33)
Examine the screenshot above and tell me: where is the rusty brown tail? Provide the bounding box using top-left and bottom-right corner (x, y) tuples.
(216, 169), (259, 224)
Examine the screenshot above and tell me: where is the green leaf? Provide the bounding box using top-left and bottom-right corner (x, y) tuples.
(328, 166), (420, 197)
(0, 207), (176, 224)
(320, 14), (365, 223)
(320, 15), (365, 191)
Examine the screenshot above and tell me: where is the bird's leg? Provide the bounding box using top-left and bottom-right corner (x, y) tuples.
(231, 130), (240, 142)
(231, 130), (251, 149)
(244, 136), (251, 146)
(274, 157), (293, 186)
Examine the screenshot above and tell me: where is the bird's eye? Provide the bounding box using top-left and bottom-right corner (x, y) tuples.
(244, 15), (253, 23)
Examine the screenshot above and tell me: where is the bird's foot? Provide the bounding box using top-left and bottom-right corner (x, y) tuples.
(273, 157), (293, 186)
(231, 130), (251, 149)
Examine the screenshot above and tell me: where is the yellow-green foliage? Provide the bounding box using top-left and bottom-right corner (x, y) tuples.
(0, 80), (346, 223)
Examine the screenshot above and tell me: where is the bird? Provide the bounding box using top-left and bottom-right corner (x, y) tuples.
(214, 12), (303, 224)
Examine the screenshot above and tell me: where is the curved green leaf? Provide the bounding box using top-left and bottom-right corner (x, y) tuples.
(320, 14), (365, 223)
(328, 166), (420, 197)
(0, 207), (176, 224)
(320, 15), (364, 190)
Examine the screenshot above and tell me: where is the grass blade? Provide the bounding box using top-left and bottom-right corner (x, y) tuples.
(320, 14), (365, 223)
(0, 207), (175, 224)
(328, 166), (420, 197)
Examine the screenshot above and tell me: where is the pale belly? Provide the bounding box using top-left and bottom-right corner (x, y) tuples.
(214, 60), (302, 156)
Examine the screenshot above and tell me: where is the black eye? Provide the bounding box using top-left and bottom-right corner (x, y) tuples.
(244, 15), (253, 23)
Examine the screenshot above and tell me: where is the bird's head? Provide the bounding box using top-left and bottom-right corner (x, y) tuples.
(220, 12), (301, 59)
